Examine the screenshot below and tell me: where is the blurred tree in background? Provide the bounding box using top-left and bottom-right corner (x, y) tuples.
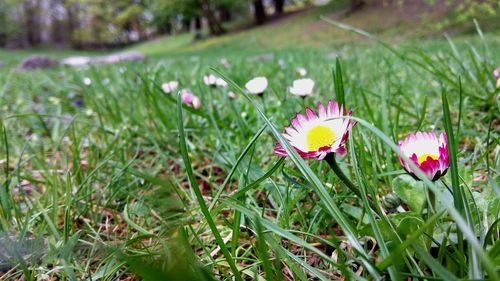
(0, 0), (498, 50)
(0, 0), (265, 48)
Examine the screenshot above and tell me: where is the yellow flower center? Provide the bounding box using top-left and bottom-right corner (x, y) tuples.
(307, 126), (336, 151)
(417, 153), (438, 164)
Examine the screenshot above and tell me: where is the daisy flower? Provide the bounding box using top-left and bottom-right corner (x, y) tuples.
(289, 78), (315, 97)
(274, 101), (355, 160)
(494, 68), (500, 88)
(161, 81), (179, 94)
(83, 77), (92, 86)
(181, 89), (202, 109)
(203, 74), (217, 87)
(296, 67), (307, 77)
(245, 77), (268, 96)
(219, 58), (230, 68)
(215, 78), (228, 87)
(398, 132), (449, 181)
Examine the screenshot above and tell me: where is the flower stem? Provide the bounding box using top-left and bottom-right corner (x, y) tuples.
(325, 153), (362, 199)
(425, 187), (436, 250)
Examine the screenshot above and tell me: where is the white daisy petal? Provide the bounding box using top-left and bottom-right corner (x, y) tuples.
(245, 77), (268, 95)
(289, 78), (315, 97)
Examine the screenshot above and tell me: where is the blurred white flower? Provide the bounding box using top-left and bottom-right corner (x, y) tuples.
(228, 91), (237, 99)
(289, 78), (315, 97)
(85, 109), (95, 116)
(245, 77), (268, 96)
(31, 134), (40, 142)
(83, 77), (92, 86)
(296, 67), (307, 77)
(215, 78), (228, 87)
(204, 74), (227, 88)
(161, 81), (179, 94)
(203, 74), (217, 86)
(48, 97), (61, 105)
(219, 58), (230, 68)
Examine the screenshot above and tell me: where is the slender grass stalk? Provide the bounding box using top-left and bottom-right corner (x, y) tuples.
(332, 58), (345, 106)
(177, 93), (243, 281)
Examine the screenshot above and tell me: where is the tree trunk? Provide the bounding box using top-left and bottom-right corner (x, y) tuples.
(194, 16), (202, 40)
(274, 0), (284, 14)
(51, 0), (64, 45)
(349, 0), (364, 13)
(199, 0), (225, 36)
(23, 0), (40, 46)
(253, 0), (266, 25)
(66, 3), (77, 47)
(219, 7), (232, 22)
(182, 18), (191, 32)
(158, 21), (172, 35)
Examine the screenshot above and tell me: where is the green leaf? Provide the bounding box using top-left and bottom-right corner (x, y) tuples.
(392, 174), (426, 213)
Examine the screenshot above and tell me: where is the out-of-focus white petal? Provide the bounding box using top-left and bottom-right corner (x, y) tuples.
(289, 78), (315, 97)
(245, 77), (268, 95)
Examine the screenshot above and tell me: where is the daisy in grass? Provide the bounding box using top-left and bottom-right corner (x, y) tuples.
(289, 78), (315, 97)
(274, 101), (355, 160)
(296, 67), (307, 77)
(494, 68), (500, 88)
(219, 58), (230, 68)
(204, 74), (227, 88)
(245, 77), (268, 96)
(181, 89), (201, 109)
(398, 132), (449, 181)
(203, 74), (217, 87)
(215, 77), (228, 87)
(161, 81), (178, 94)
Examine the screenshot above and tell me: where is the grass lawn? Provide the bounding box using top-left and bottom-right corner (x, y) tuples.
(0, 6), (499, 280)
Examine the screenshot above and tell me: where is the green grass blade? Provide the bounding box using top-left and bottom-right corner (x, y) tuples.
(177, 93), (244, 281)
(333, 58), (345, 106)
(410, 241), (460, 281)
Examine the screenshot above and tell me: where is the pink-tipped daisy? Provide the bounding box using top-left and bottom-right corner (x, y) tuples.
(274, 101), (355, 160)
(398, 132), (449, 181)
(181, 89), (202, 109)
(494, 68), (500, 88)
